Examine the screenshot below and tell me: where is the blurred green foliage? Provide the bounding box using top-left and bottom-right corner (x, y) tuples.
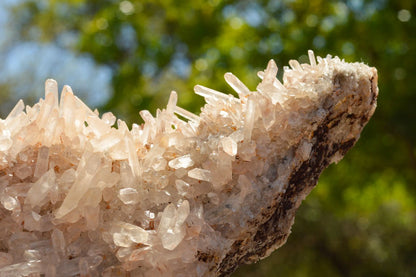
(9, 0), (416, 276)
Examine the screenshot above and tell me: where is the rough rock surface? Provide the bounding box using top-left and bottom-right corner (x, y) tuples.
(0, 51), (378, 276)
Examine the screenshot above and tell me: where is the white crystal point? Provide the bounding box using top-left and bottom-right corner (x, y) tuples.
(5, 99), (24, 121)
(26, 169), (55, 208)
(168, 154), (194, 169)
(1, 195), (19, 211)
(264, 59), (278, 83)
(220, 136), (237, 156)
(194, 84), (230, 102)
(102, 112), (116, 126)
(289, 59), (303, 71)
(122, 222), (149, 244)
(174, 105), (200, 122)
(167, 90), (178, 113)
(0, 51), (378, 276)
(308, 49), (317, 66)
(224, 72), (251, 97)
(45, 78), (59, 107)
(118, 187), (139, 204)
(158, 200), (190, 250)
(188, 168), (212, 182)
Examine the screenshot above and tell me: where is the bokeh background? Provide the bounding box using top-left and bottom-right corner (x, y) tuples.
(0, 0), (415, 276)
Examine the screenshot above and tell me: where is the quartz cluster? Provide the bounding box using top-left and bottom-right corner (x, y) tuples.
(0, 51), (378, 276)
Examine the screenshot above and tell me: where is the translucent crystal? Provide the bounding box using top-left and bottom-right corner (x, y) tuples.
(0, 129), (13, 151)
(102, 112), (116, 126)
(1, 195), (19, 211)
(174, 106), (200, 122)
(237, 175), (253, 201)
(45, 79), (59, 107)
(220, 137), (237, 157)
(5, 99), (24, 121)
(113, 232), (133, 248)
(213, 152), (232, 188)
(84, 205), (100, 230)
(264, 59), (278, 83)
(14, 164), (33, 180)
(194, 85), (231, 102)
(167, 91), (178, 114)
(168, 154), (194, 169)
(26, 169), (55, 208)
(120, 222), (149, 244)
(152, 157), (167, 171)
(24, 250), (41, 262)
(125, 136), (141, 179)
(188, 168), (212, 182)
(243, 97), (256, 140)
(175, 179), (190, 196)
(158, 200), (190, 250)
(33, 146), (50, 179)
(289, 59), (303, 71)
(224, 73), (251, 97)
(308, 49), (317, 67)
(0, 260), (42, 276)
(118, 188), (139, 205)
(0, 51), (377, 276)
(51, 228), (66, 256)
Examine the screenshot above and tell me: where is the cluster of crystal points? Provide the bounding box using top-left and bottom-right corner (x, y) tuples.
(0, 51), (377, 276)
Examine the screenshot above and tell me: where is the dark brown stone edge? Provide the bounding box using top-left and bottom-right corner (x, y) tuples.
(216, 82), (377, 276)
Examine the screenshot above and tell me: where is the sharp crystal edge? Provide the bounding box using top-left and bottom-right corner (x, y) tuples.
(0, 51), (378, 276)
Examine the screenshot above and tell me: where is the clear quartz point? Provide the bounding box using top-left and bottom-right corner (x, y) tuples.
(0, 50), (378, 276)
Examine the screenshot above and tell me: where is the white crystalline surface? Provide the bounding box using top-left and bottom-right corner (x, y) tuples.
(0, 51), (378, 276)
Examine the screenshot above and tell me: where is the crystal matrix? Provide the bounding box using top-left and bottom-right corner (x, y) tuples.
(0, 51), (378, 276)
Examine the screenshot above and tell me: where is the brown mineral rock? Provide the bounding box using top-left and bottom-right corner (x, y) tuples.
(0, 51), (377, 276)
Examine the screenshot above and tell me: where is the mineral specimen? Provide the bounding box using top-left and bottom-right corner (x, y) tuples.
(0, 51), (378, 276)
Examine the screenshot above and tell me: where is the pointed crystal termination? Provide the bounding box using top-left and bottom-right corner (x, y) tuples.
(308, 49), (317, 67)
(289, 59), (303, 71)
(168, 154), (194, 169)
(167, 91), (178, 114)
(224, 73), (251, 98)
(45, 79), (59, 108)
(0, 50), (377, 276)
(264, 59), (278, 83)
(174, 106), (200, 122)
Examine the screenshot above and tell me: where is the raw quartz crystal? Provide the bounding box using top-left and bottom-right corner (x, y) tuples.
(0, 51), (378, 277)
